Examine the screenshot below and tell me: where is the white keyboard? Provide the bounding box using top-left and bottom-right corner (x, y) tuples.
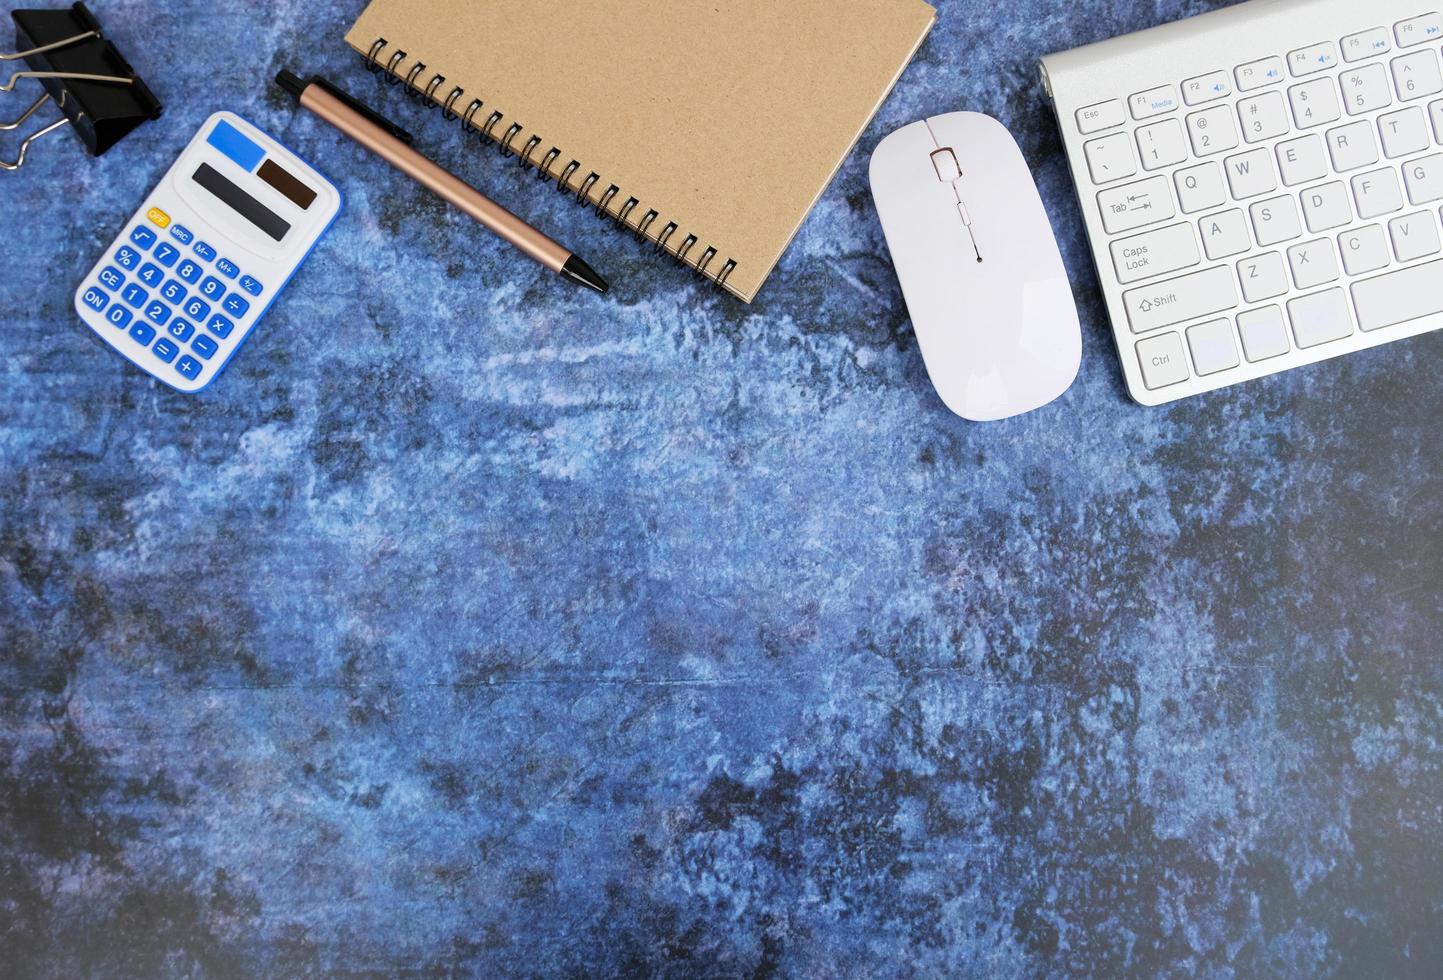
(1042, 0), (1443, 405)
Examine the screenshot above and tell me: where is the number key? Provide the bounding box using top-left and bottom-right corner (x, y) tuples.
(216, 258), (239, 279)
(106, 305), (132, 329)
(115, 246), (141, 270)
(222, 293), (250, 318)
(206, 313), (234, 339)
(168, 318), (195, 342)
(176, 259), (202, 284)
(1186, 105), (1240, 156)
(199, 276), (225, 300)
(130, 226), (157, 249)
(81, 287), (109, 311)
(152, 242), (181, 268)
(160, 279), (187, 304)
(121, 283), (149, 308)
(144, 301), (172, 326)
(182, 297), (211, 321)
(137, 262), (164, 288)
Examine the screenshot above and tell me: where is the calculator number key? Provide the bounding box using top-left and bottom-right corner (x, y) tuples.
(207, 313), (234, 339)
(168, 318), (195, 342)
(106, 305), (132, 329)
(239, 275), (263, 297)
(98, 266), (126, 290)
(129, 226), (157, 249)
(81, 287), (109, 311)
(152, 242), (181, 268)
(182, 297), (211, 321)
(144, 301), (172, 326)
(137, 263), (164, 288)
(199, 276), (226, 300)
(222, 293), (250, 318)
(115, 246), (141, 270)
(176, 259), (202, 284)
(121, 284), (149, 308)
(175, 356), (203, 381)
(160, 279), (187, 304)
(216, 258), (239, 279)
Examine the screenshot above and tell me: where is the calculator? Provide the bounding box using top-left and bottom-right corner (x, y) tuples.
(74, 111), (341, 392)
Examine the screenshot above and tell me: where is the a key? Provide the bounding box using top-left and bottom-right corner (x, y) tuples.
(1288, 42), (1338, 77)
(1077, 100), (1125, 134)
(1183, 71), (1232, 105)
(1199, 209), (1252, 259)
(1387, 210), (1442, 261)
(1111, 223), (1200, 283)
(1392, 50), (1443, 101)
(1342, 27), (1392, 62)
(1135, 332), (1191, 388)
(1185, 317), (1241, 375)
(1378, 107), (1430, 158)
(1224, 148), (1277, 199)
(1395, 13), (1443, 48)
(1249, 195), (1303, 246)
(1287, 288), (1354, 348)
(1276, 134), (1328, 186)
(1353, 257), (1443, 329)
(1340, 64), (1393, 115)
(1289, 78), (1342, 128)
(1096, 175), (1175, 233)
(1237, 306), (1291, 361)
(1302, 181), (1354, 232)
(1122, 265), (1238, 333)
(1403, 153), (1443, 203)
(1175, 163), (1226, 213)
(1237, 91), (1290, 143)
(1286, 238), (1341, 289)
(1237, 251), (1290, 302)
(1430, 100), (1443, 143)
(1136, 119), (1189, 170)
(1326, 120), (1379, 172)
(1236, 56), (1286, 92)
(1186, 105), (1240, 155)
(1084, 132), (1138, 183)
(1129, 85), (1180, 119)
(1339, 224), (1391, 274)
(1352, 167), (1404, 219)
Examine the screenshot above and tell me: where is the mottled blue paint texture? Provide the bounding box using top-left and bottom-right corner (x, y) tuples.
(3, 0), (1443, 975)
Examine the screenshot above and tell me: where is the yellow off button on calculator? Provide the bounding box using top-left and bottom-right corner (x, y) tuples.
(75, 111), (340, 392)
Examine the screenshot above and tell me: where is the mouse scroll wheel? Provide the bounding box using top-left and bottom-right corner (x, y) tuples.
(930, 148), (962, 182)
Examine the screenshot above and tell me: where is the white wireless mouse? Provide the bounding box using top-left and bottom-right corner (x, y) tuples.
(870, 112), (1081, 421)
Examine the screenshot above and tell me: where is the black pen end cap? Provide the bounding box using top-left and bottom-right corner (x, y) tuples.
(561, 255), (609, 294)
(275, 69), (307, 102)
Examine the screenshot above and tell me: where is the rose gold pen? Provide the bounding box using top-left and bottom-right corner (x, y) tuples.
(275, 69), (608, 294)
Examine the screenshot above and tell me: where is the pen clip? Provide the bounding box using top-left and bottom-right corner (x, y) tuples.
(313, 76), (413, 144)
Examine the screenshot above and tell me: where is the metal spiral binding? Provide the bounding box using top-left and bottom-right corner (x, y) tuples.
(362, 36), (738, 294)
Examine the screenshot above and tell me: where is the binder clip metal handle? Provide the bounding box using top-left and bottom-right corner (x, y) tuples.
(2, 2), (160, 171)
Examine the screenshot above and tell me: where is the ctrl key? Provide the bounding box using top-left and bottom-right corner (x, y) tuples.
(1136, 332), (1191, 389)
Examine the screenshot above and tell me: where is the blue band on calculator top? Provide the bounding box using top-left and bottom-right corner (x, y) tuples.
(207, 119), (265, 172)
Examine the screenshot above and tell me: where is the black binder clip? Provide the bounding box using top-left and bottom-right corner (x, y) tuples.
(2, 2), (160, 171)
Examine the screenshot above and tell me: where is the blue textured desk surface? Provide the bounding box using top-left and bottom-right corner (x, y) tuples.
(4, 0), (1442, 975)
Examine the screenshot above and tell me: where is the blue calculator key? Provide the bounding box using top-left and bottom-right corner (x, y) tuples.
(169, 225), (193, 245)
(221, 293), (250, 317)
(115, 246), (141, 270)
(152, 242), (181, 267)
(98, 266), (126, 290)
(80, 287), (109, 311)
(137, 263), (164, 287)
(160, 279), (187, 304)
(182, 297), (211, 321)
(191, 334), (219, 359)
(121, 284), (149, 308)
(206, 313), (234, 339)
(175, 356), (203, 380)
(144, 301), (172, 326)
(128, 321), (156, 346)
(238, 275), (263, 297)
(193, 241), (217, 261)
(152, 338), (179, 363)
(130, 226), (157, 249)
(216, 258), (239, 279)
(168, 318), (195, 341)
(199, 276), (225, 300)
(106, 305), (132, 328)
(176, 259), (203, 284)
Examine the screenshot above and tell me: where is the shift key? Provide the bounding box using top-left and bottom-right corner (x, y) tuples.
(1097, 175), (1175, 233)
(1123, 265), (1238, 333)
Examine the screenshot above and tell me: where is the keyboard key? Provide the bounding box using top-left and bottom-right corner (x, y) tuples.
(1175, 162), (1226, 213)
(152, 338), (179, 363)
(1076, 100), (1125, 134)
(1353, 256), (1443, 329)
(1136, 332), (1190, 389)
(1289, 78), (1342, 128)
(98, 266), (125, 290)
(114, 245), (141, 270)
(1394, 13), (1443, 47)
(1183, 71), (1232, 106)
(160, 279), (186, 304)
(1236, 56), (1285, 91)
(175, 355), (203, 381)
(1199, 209), (1251, 260)
(1340, 64), (1393, 115)
(1238, 91), (1290, 143)
(1123, 264), (1238, 333)
(152, 242), (181, 268)
(1185, 317), (1240, 375)
(199, 276), (226, 300)
(1277, 134), (1329, 185)
(1286, 238), (1341, 289)
(1110, 222), (1200, 284)
(1129, 85), (1180, 119)
(192, 334), (218, 359)
(1352, 167), (1404, 218)
(216, 258), (239, 279)
(1238, 251), (1290, 302)
(239, 275), (263, 297)
(1238, 306), (1291, 361)
(137, 262), (164, 288)
(1136, 119), (1188, 170)
(1387, 210), (1442, 260)
(105, 305), (132, 329)
(176, 259), (203, 284)
(1403, 152), (1443, 203)
(182, 297), (211, 321)
(80, 286), (108, 311)
(144, 301), (172, 326)
(221, 293), (250, 317)
(1430, 99), (1443, 142)
(129, 226), (157, 249)
(1339, 224), (1391, 274)
(1084, 132), (1137, 183)
(206, 314), (234, 339)
(1186, 105), (1239, 156)
(128, 321), (156, 346)
(1287, 288), (1354, 347)
(1097, 175), (1174, 233)
(1326, 120), (1379, 172)
(169, 224), (194, 245)
(1302, 182), (1353, 232)
(1342, 27), (1392, 62)
(168, 318), (195, 342)
(121, 283), (149, 308)
(193, 241), (217, 262)
(1288, 42), (1339, 77)
(1379, 107), (1430, 158)
(1224, 148), (1277, 199)
(1249, 195), (1303, 246)
(1392, 50), (1443, 101)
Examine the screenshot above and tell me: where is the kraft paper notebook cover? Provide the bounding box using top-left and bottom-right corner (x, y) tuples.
(343, 0), (936, 303)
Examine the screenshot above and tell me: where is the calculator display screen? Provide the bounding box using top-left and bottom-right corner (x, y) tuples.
(258, 159), (317, 210)
(192, 162), (291, 242)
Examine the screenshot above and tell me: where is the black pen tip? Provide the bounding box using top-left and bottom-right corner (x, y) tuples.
(275, 69), (306, 101)
(561, 254), (609, 294)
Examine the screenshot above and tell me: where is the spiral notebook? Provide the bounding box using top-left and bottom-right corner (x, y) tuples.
(342, 0), (935, 302)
